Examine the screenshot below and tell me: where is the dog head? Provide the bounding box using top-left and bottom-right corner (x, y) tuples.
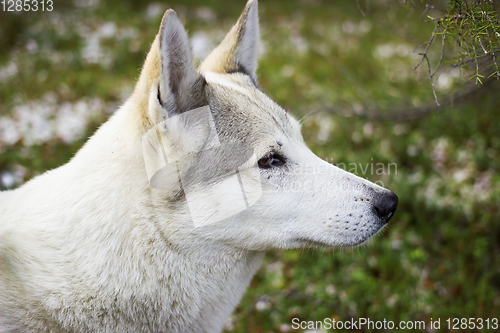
(135, 0), (398, 251)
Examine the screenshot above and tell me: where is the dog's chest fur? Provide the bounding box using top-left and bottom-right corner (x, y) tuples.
(0, 104), (265, 332)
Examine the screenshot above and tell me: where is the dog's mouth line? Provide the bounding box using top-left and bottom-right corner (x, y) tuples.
(292, 232), (379, 248)
(292, 237), (367, 248)
(293, 238), (332, 247)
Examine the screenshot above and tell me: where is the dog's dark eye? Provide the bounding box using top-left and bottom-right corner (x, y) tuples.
(258, 152), (285, 168)
(258, 154), (274, 167)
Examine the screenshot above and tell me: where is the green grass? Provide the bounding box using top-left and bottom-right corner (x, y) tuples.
(1, 0), (499, 332)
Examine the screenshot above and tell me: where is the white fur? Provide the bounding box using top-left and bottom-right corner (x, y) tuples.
(204, 71), (253, 97)
(0, 1), (396, 332)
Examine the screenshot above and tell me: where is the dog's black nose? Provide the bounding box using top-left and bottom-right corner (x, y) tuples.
(373, 191), (398, 222)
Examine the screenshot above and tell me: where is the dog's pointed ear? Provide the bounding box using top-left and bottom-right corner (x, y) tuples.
(200, 0), (259, 82)
(157, 10), (203, 116)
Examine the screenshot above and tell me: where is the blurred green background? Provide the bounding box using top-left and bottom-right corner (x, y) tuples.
(1, 0), (499, 332)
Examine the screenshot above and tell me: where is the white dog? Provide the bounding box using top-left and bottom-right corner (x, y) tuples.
(0, 1), (398, 331)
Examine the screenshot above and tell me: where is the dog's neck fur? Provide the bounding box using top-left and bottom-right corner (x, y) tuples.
(77, 97), (268, 331)
(1, 96), (265, 332)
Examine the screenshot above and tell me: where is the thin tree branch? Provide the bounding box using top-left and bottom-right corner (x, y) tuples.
(485, 13), (500, 78)
(431, 22), (449, 79)
(414, 25), (439, 71)
(467, 23), (482, 83)
(469, 3), (489, 54)
(356, 0), (366, 17)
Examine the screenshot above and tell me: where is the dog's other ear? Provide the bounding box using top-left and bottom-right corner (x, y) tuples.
(200, 0), (259, 82)
(158, 10), (204, 116)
